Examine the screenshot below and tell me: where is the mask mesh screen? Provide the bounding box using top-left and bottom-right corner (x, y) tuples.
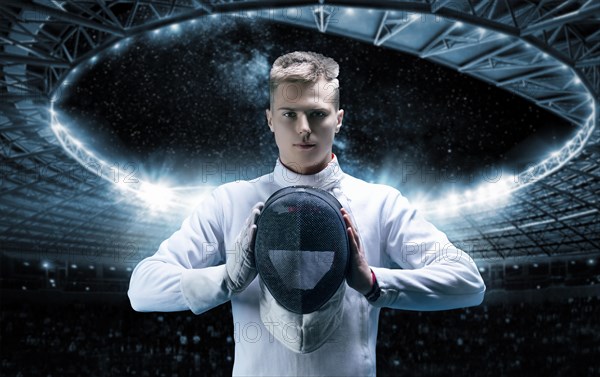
(255, 187), (349, 314)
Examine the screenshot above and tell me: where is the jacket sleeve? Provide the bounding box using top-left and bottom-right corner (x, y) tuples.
(127, 188), (231, 314)
(370, 190), (486, 310)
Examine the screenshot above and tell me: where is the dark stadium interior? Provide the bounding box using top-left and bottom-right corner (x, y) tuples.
(2, 253), (599, 376)
(2, 291), (599, 377)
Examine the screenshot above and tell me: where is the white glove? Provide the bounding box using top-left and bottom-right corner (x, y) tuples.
(225, 201), (264, 294)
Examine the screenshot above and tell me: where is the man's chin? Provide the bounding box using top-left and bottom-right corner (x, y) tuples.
(281, 153), (331, 174)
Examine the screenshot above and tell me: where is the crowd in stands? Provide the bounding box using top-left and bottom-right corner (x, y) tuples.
(1, 294), (599, 376)
(377, 296), (599, 376)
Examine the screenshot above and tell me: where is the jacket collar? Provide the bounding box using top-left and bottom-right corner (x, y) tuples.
(272, 154), (345, 190)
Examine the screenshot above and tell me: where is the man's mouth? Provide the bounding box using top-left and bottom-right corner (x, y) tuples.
(294, 143), (316, 149)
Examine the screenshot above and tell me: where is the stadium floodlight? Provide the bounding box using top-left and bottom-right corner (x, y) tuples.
(137, 182), (174, 211)
(49, 105), (217, 212)
(424, 105), (595, 217)
(491, 176), (512, 197)
(431, 173), (515, 215)
(448, 193), (459, 205)
(475, 184), (489, 203)
(114, 179), (132, 193)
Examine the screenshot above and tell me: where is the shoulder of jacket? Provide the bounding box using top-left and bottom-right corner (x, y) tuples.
(342, 174), (402, 197)
(211, 174), (274, 202)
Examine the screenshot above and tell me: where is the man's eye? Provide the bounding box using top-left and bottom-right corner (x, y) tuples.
(312, 112), (326, 117)
(283, 112), (296, 118)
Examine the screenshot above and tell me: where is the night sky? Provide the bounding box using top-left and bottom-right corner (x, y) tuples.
(58, 15), (574, 198)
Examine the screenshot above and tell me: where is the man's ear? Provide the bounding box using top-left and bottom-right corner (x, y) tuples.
(265, 109), (274, 132)
(335, 109), (344, 133)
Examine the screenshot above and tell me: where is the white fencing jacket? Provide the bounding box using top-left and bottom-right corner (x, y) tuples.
(128, 155), (486, 376)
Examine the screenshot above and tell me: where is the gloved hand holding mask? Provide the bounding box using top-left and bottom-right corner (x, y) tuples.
(225, 201), (264, 294)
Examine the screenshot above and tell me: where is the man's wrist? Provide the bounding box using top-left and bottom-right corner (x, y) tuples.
(363, 269), (381, 302)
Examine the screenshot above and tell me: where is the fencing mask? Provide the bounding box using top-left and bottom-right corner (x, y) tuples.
(254, 186), (350, 353)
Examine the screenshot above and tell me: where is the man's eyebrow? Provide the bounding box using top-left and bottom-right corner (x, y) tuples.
(276, 107), (330, 112)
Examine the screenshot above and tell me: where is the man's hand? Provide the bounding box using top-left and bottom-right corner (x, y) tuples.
(341, 208), (373, 295)
(225, 202), (264, 294)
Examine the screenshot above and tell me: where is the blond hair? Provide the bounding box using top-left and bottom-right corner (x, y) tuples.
(269, 51), (340, 109)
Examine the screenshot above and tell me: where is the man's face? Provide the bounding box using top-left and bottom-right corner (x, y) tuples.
(265, 78), (344, 175)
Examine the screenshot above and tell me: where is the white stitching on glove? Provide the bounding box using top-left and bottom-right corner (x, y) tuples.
(225, 201), (264, 294)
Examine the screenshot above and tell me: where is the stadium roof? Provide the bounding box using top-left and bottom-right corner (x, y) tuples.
(1, 0), (599, 264)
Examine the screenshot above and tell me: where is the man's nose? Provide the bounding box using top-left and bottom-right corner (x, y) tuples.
(295, 115), (311, 135)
